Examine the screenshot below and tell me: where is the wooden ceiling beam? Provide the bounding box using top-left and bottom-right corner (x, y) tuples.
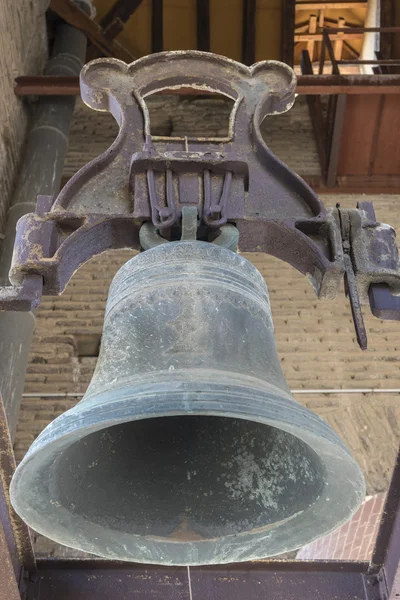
(295, 32), (363, 41)
(100, 0), (145, 41)
(296, 1), (367, 9)
(49, 0), (134, 62)
(242, 0), (256, 65)
(197, 0), (210, 52)
(152, 0), (163, 53)
(282, 0), (296, 65)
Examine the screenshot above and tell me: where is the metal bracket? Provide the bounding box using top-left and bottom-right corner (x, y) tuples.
(1, 52), (400, 349)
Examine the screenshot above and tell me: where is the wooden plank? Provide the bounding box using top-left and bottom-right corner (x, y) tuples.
(334, 17), (346, 60)
(197, 0), (210, 51)
(337, 95), (382, 176)
(152, 0), (163, 53)
(100, 0), (144, 40)
(282, 0), (296, 65)
(307, 15), (318, 62)
(373, 95), (400, 174)
(327, 94), (346, 186)
(323, 28), (340, 73)
(296, 1), (367, 8)
(242, 0), (256, 65)
(49, 0), (134, 62)
(343, 41), (360, 58)
(294, 32), (363, 41)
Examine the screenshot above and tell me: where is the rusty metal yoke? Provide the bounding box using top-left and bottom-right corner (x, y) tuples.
(1, 52), (400, 348)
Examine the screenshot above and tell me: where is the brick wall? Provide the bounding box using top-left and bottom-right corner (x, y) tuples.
(63, 94), (321, 181)
(0, 0), (47, 236)
(297, 493), (385, 561)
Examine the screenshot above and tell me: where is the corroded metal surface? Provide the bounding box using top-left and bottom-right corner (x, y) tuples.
(0, 396), (35, 575)
(0, 52), (400, 344)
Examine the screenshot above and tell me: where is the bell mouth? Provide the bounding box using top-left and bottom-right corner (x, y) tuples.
(51, 415), (325, 542)
(11, 383), (365, 564)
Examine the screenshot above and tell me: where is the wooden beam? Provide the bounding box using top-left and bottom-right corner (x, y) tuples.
(14, 74), (400, 96)
(294, 32), (363, 41)
(152, 0), (163, 53)
(323, 28), (340, 73)
(296, 1), (367, 8)
(282, 0), (296, 65)
(334, 17), (346, 61)
(100, 0), (144, 41)
(307, 15), (317, 62)
(49, 0), (134, 62)
(327, 94), (347, 187)
(328, 26), (400, 32)
(242, 0), (256, 65)
(343, 40), (360, 58)
(197, 0), (210, 51)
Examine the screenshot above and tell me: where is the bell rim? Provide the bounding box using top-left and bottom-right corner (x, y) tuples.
(11, 378), (366, 565)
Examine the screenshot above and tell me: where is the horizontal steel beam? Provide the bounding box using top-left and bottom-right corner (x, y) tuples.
(31, 559), (375, 600)
(14, 74), (400, 96)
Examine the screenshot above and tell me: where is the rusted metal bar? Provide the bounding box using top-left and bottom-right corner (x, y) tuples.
(242, 0), (256, 65)
(49, 0), (134, 62)
(151, 0), (163, 53)
(30, 559), (374, 600)
(197, 0), (210, 51)
(323, 28), (340, 74)
(13, 74), (400, 96)
(338, 59), (400, 64)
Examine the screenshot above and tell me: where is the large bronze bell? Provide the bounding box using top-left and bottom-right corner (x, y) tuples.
(11, 241), (365, 565)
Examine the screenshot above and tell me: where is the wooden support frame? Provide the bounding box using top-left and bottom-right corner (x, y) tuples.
(334, 17), (346, 61)
(197, 0), (210, 52)
(242, 0), (256, 65)
(307, 14), (318, 62)
(282, 0), (296, 65)
(296, 1), (367, 9)
(49, 0), (134, 62)
(100, 0), (144, 41)
(151, 0), (163, 54)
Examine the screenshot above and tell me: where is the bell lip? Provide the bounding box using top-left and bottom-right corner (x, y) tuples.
(11, 381), (366, 566)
